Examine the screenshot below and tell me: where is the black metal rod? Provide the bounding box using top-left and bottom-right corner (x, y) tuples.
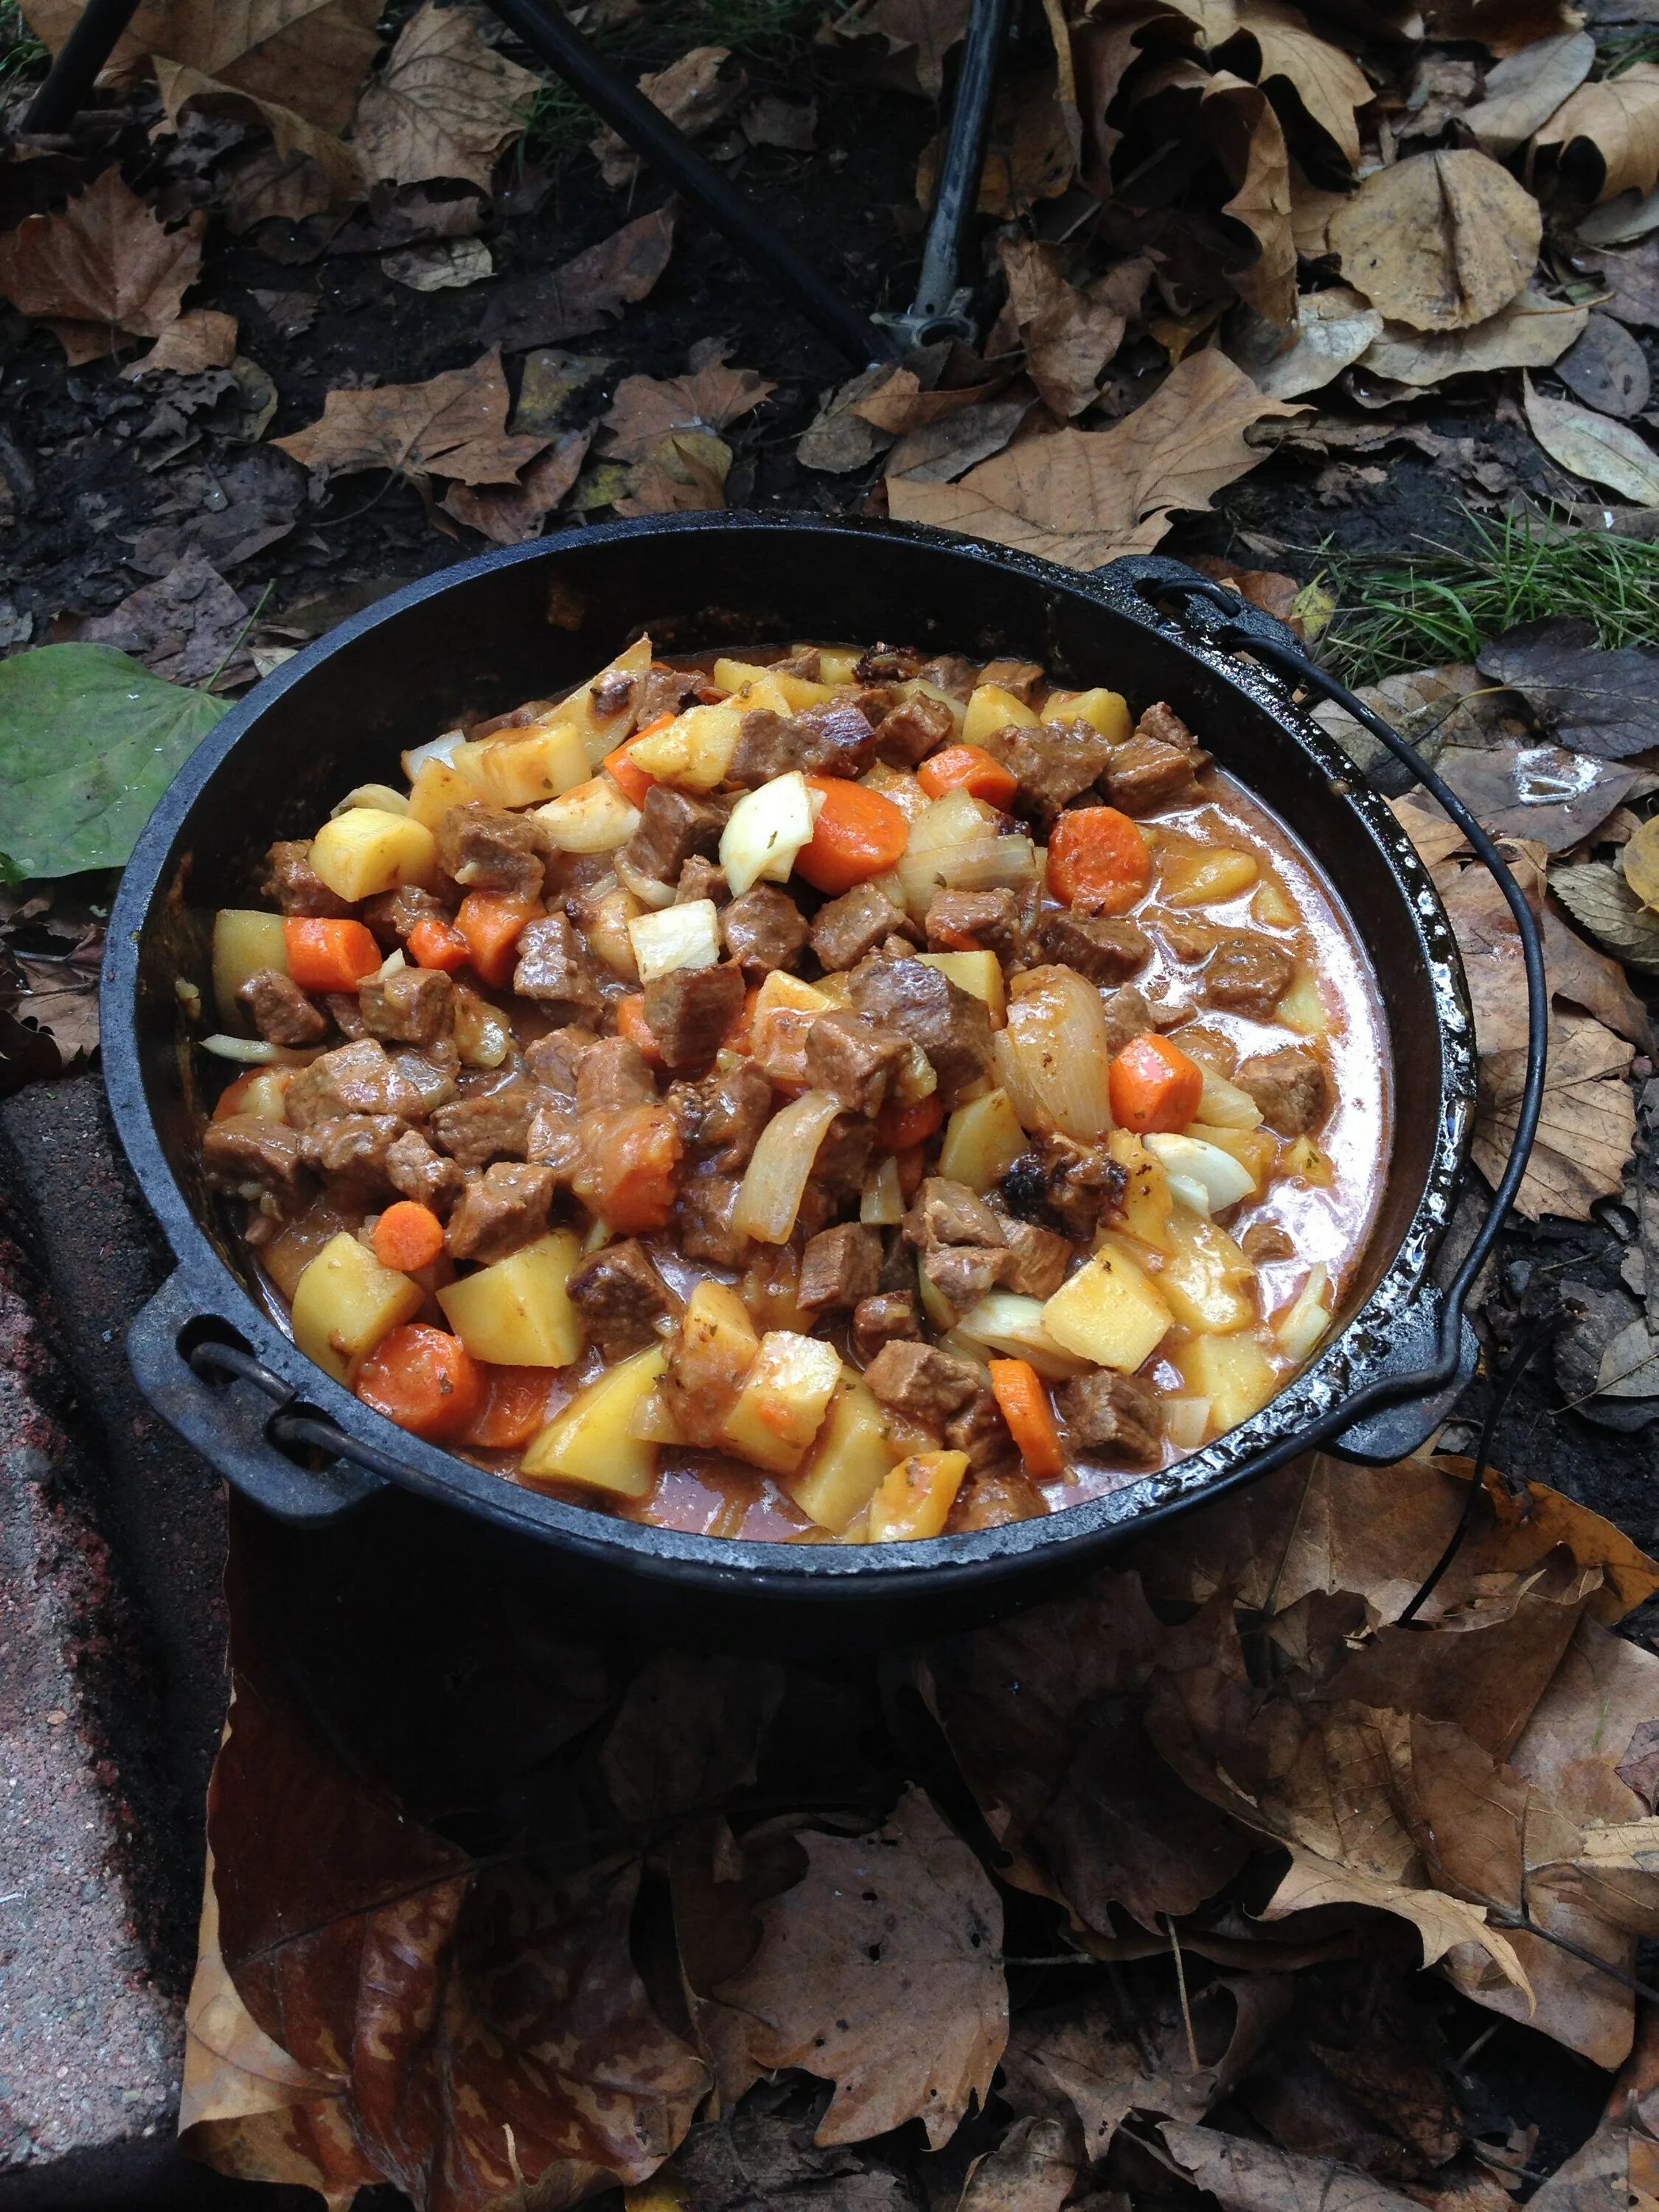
(484, 0), (898, 366)
(23, 0), (143, 133)
(909, 0), (1013, 327)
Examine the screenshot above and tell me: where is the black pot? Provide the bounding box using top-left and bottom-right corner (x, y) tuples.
(102, 514), (1536, 1648)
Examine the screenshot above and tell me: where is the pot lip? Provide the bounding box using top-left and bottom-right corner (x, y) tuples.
(102, 510), (1478, 1589)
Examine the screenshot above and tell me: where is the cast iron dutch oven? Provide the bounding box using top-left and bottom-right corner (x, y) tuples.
(101, 514), (1545, 1645)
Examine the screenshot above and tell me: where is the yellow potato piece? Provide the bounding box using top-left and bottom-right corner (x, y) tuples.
(1160, 1215), (1256, 1335)
(627, 702), (743, 791)
(437, 1231), (584, 1366)
(722, 1329), (842, 1474)
(1276, 972), (1329, 1037)
(1041, 1244), (1173, 1372)
(472, 721), (591, 809)
(212, 908), (288, 1027)
(1043, 686), (1132, 744)
(964, 684), (1040, 745)
(918, 950), (1006, 1023)
(939, 1089), (1027, 1195)
(308, 809), (438, 902)
(1625, 814), (1659, 911)
(1107, 1129), (1174, 1253)
(787, 1371), (903, 1532)
(1176, 1332), (1277, 1433)
(1161, 847), (1259, 907)
(869, 1450), (970, 1543)
(291, 1232), (422, 1387)
(407, 756), (484, 833)
(521, 1346), (664, 1497)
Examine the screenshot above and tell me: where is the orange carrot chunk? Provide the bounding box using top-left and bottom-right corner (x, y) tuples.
(604, 739), (659, 808)
(917, 744), (1018, 810)
(580, 1104), (683, 1233)
(794, 776), (911, 895)
(282, 917), (381, 993)
(1107, 1033), (1205, 1134)
(875, 1093), (944, 1151)
(355, 1325), (486, 1442)
(987, 1357), (1065, 1481)
(371, 1200), (446, 1273)
(1046, 807), (1152, 917)
(458, 1364), (557, 1451)
(616, 992), (665, 1068)
(455, 890), (538, 987)
(406, 916), (470, 973)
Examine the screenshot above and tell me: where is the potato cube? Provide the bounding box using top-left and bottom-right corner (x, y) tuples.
(939, 1089), (1027, 1195)
(1041, 1245), (1173, 1373)
(1176, 1332), (1277, 1433)
(918, 950), (1006, 1024)
(869, 1450), (970, 1543)
(722, 1329), (843, 1474)
(1161, 847), (1259, 907)
(535, 777), (641, 854)
(292, 1231), (423, 1386)
(721, 772), (818, 896)
(549, 635), (654, 763)
(627, 899), (721, 982)
(437, 1230), (583, 1366)
(672, 1280), (761, 1438)
(1159, 1215), (1256, 1335)
(407, 756), (485, 833)
(521, 1345), (664, 1497)
(963, 684), (1039, 745)
(473, 720), (591, 809)
(787, 1371), (903, 1531)
(1107, 1129), (1174, 1253)
(1251, 875), (1299, 930)
(212, 908), (288, 1027)
(628, 702), (743, 791)
(308, 809), (439, 901)
(1276, 972), (1330, 1037)
(1043, 686), (1132, 744)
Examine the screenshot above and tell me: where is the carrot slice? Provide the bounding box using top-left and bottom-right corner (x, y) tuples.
(794, 776), (911, 895)
(406, 916), (470, 973)
(616, 992), (666, 1067)
(605, 737), (660, 807)
(917, 744), (1019, 810)
(1046, 807), (1152, 917)
(455, 891), (538, 987)
(355, 1325), (485, 1441)
(371, 1200), (446, 1273)
(1107, 1033), (1204, 1134)
(987, 1358), (1065, 1481)
(282, 917), (381, 993)
(458, 1364), (557, 1451)
(579, 1103), (683, 1233)
(875, 1093), (943, 1150)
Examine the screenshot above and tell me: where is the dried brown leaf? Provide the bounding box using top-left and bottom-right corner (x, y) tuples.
(1528, 2010), (1659, 2212)
(440, 425), (593, 543)
(1472, 1010), (1637, 1222)
(1422, 0), (1580, 55)
(998, 237), (1131, 417)
(593, 47), (745, 186)
(1360, 289), (1587, 385)
(1553, 863), (1659, 975)
(919, 69), (1072, 218)
(1435, 742), (1638, 855)
(120, 307), (239, 376)
(959, 2115), (1076, 2212)
(275, 347), (546, 487)
(0, 167), (203, 364)
(153, 59), (364, 226)
(834, 0), (970, 97)
(1329, 150), (1541, 333)
(602, 344), (776, 460)
(1536, 63), (1659, 206)
(1557, 313), (1652, 420)
(599, 1650), (784, 1828)
(1208, 69), (1297, 326)
(742, 90), (816, 147)
(1464, 29), (1595, 158)
(613, 430), (731, 515)
(1524, 375), (1659, 505)
(1222, 1), (1375, 167)
(76, 550), (251, 686)
(886, 397), (1034, 484)
(352, 1), (539, 193)
(1161, 2121), (1428, 2212)
(1236, 287), (1382, 399)
(479, 205), (677, 353)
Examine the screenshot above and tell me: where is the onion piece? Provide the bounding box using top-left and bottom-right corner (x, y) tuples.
(1164, 1396), (1211, 1450)
(1197, 1066), (1263, 1130)
(374, 947), (407, 981)
(1144, 1133), (1257, 1214)
(943, 835), (1036, 894)
(332, 782), (411, 818)
(1274, 1263), (1332, 1360)
(627, 899), (721, 981)
(401, 727), (467, 781)
(733, 1089), (842, 1243)
(860, 1153), (905, 1225)
(954, 1292), (1089, 1379)
(995, 967), (1114, 1141)
(615, 851), (677, 911)
(200, 1034), (321, 1066)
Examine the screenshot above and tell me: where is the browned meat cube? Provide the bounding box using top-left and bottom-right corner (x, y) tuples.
(1102, 986), (1158, 1057)
(1036, 911), (1151, 987)
(576, 1037), (658, 1116)
(644, 963), (745, 1070)
(622, 785), (731, 886)
(237, 969), (327, 1046)
(998, 1217), (1071, 1299)
(949, 1467), (1046, 1530)
(922, 1245), (1012, 1310)
(904, 1176), (1006, 1252)
(446, 1161), (556, 1263)
(677, 1174), (753, 1268)
(810, 882), (915, 972)
(773, 647), (822, 681)
(1242, 1220), (1295, 1262)
(635, 665), (702, 726)
(799, 1223), (883, 1311)
(813, 1112), (875, 1208)
(263, 839), (355, 918)
(386, 1128), (466, 1213)
(853, 1290), (921, 1363)
(473, 698), (557, 738)
(1136, 701), (1197, 751)
(1236, 1044), (1330, 1135)
(863, 1340), (982, 1427)
(1000, 1136), (1125, 1241)
(285, 1040), (425, 1128)
(945, 1386), (1017, 1471)
(847, 956), (992, 1109)
(567, 1237), (674, 1352)
(526, 1091), (581, 1178)
(721, 886), (808, 978)
(670, 1057), (773, 1173)
(978, 658), (1047, 706)
(298, 1113), (403, 1193)
(854, 643), (922, 684)
(1202, 935), (1295, 1018)
(358, 964), (454, 1047)
(436, 804), (546, 900)
(1058, 1370), (1164, 1464)
(1103, 735), (1206, 815)
(727, 702), (876, 786)
(977, 722), (1113, 824)
(1158, 917), (1221, 964)
(513, 915), (603, 1020)
(591, 665), (641, 720)
(324, 992), (368, 1040)
(925, 888), (1022, 960)
(676, 856), (729, 906)
(430, 1079), (535, 1168)
(803, 1012), (907, 1116)
(524, 1025), (598, 1094)
(873, 692), (955, 768)
(363, 886), (450, 944)
(202, 1116), (307, 1199)
(391, 1043), (459, 1116)
(916, 655), (979, 700)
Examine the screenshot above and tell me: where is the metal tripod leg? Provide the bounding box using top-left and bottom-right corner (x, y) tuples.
(22, 0), (142, 133)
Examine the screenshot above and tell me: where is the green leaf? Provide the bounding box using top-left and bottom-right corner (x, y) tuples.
(0, 644), (229, 879)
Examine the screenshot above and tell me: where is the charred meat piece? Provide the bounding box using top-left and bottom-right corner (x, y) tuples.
(677, 1174), (753, 1269)
(846, 956), (992, 1109)
(926, 887), (1022, 960)
(622, 785), (731, 886)
(591, 666), (640, 720)
(644, 962), (745, 1070)
(264, 839), (355, 918)
(386, 1127), (467, 1213)
(863, 1340), (983, 1427)
(1058, 1370), (1164, 1464)
(803, 1012), (908, 1116)
(576, 1037), (658, 1117)
(1000, 1136), (1125, 1241)
(1236, 1044), (1330, 1135)
(447, 1161), (556, 1263)
(1202, 934), (1295, 1018)
(285, 1039), (426, 1128)
(810, 882), (916, 972)
(358, 964), (453, 1048)
(671, 1057), (773, 1173)
(854, 643), (922, 684)
(298, 1113), (403, 1194)
(566, 1237), (675, 1353)
(799, 1222), (883, 1311)
(635, 664), (703, 726)
(436, 803), (546, 901)
(430, 1078), (535, 1169)
(203, 1116), (307, 1199)
(512, 915), (603, 1020)
(722, 886), (808, 978)
(997, 1217), (1071, 1299)
(904, 1176), (1006, 1253)
(1102, 985), (1158, 1057)
(978, 658), (1046, 706)
(727, 702), (876, 786)
(363, 886), (449, 944)
(1036, 911), (1151, 987)
(524, 1025), (598, 1094)
(237, 969), (327, 1047)
(977, 721), (1113, 824)
(853, 1290), (921, 1363)
(873, 692), (955, 768)
(1137, 701), (1197, 751)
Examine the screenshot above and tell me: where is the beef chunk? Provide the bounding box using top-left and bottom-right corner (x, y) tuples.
(203, 1116), (307, 1199)
(853, 1290), (920, 1363)
(873, 692), (955, 768)
(524, 1025), (597, 1094)
(237, 969), (327, 1046)
(447, 1161), (556, 1263)
(1203, 934), (1295, 1018)
(363, 886), (449, 943)
(978, 721), (1113, 823)
(430, 1078), (535, 1168)
(945, 1386), (1017, 1471)
(386, 1128), (466, 1213)
(622, 785), (731, 886)
(264, 839), (354, 918)
(1159, 917), (1222, 964)
(298, 1113), (403, 1193)
(677, 1175), (753, 1268)
(473, 698), (557, 738)
(513, 914), (603, 1020)
(1237, 1044), (1330, 1135)
(324, 992), (368, 1040)
(810, 882), (915, 972)
(863, 1340), (982, 1427)
(773, 647), (823, 681)
(436, 803), (545, 900)
(526, 1090), (581, 1178)
(803, 1012), (907, 1116)
(566, 1237), (674, 1352)
(358, 964), (453, 1047)
(1242, 1220), (1296, 1262)
(847, 956), (992, 1109)
(904, 1176), (1006, 1251)
(576, 1037), (658, 1116)
(814, 1113), (876, 1208)
(1136, 701), (1197, 751)
(916, 655), (979, 700)
(978, 658), (1047, 706)
(998, 1217), (1071, 1298)
(1103, 734), (1206, 815)
(722, 886), (808, 978)
(1001, 1136), (1125, 1241)
(636, 664), (702, 726)
(727, 702), (876, 786)
(1058, 1370), (1163, 1464)
(1037, 911), (1151, 986)
(925, 888), (1022, 959)
(591, 666), (640, 720)
(392, 1043), (459, 1116)
(672, 1057), (773, 1172)
(285, 1040), (425, 1128)
(854, 643), (922, 684)
(1102, 986), (1158, 1057)
(949, 1467), (1046, 1530)
(799, 1223), (883, 1311)
(922, 1245), (1012, 1310)
(677, 857), (729, 907)
(644, 962), (745, 1070)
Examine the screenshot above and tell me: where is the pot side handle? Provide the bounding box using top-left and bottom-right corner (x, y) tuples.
(128, 1268), (389, 1526)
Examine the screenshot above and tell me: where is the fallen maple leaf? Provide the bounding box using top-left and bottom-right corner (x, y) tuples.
(1329, 150), (1541, 333)
(1162, 2119), (1427, 2212)
(153, 60), (364, 226)
(886, 349), (1304, 570)
(440, 426), (593, 544)
(120, 307), (240, 378)
(961, 2115), (1074, 2210)
(592, 46), (745, 187)
(998, 237), (1134, 417)
(1534, 62), (1659, 206)
(1472, 1010), (1637, 1222)
(1360, 290), (1587, 385)
(1477, 620), (1659, 759)
(613, 431), (732, 515)
(352, 1), (540, 195)
(275, 348), (546, 487)
(1221, 0), (1374, 168)
(480, 206), (678, 354)
(827, 0), (970, 97)
(0, 167), (203, 365)
(77, 550), (251, 687)
(602, 341), (776, 459)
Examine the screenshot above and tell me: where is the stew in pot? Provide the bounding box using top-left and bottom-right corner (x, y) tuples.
(198, 636), (1389, 1544)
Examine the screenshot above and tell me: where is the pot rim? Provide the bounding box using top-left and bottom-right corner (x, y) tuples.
(102, 510), (1477, 1595)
